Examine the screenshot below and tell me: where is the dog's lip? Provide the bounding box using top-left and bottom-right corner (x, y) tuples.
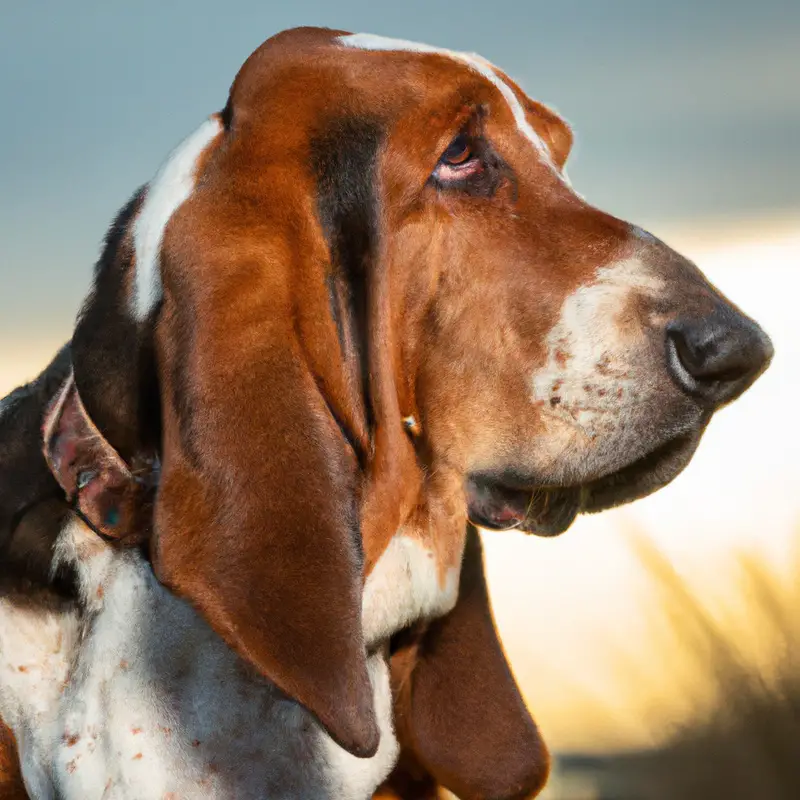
(580, 429), (701, 512)
(466, 480), (581, 537)
(466, 430), (701, 537)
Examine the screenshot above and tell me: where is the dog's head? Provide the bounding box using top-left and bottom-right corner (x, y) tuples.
(42, 27), (771, 758)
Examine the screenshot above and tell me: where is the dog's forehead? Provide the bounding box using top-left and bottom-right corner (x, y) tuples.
(337, 33), (557, 167)
(129, 28), (574, 322)
(231, 29), (565, 173)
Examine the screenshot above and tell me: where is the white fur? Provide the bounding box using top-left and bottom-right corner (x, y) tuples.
(362, 533), (461, 649)
(530, 258), (667, 468)
(340, 32), (562, 175)
(1, 521), (466, 798)
(319, 657), (396, 799)
(1, 520), (399, 799)
(0, 591), (80, 799)
(132, 117), (222, 320)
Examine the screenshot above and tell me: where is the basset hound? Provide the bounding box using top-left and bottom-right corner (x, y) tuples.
(0, 26), (772, 800)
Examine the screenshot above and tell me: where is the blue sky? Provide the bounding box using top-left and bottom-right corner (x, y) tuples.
(1, 0), (798, 351)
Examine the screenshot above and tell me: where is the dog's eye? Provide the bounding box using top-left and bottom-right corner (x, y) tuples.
(434, 134), (482, 183)
(442, 135), (473, 165)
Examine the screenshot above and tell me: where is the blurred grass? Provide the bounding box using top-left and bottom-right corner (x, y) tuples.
(544, 529), (800, 800)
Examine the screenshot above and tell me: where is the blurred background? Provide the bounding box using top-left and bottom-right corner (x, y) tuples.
(2, 2), (798, 797)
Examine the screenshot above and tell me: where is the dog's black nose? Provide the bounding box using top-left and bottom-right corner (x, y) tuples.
(667, 306), (773, 405)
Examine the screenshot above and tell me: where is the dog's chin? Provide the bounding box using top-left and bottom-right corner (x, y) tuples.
(466, 429), (704, 537)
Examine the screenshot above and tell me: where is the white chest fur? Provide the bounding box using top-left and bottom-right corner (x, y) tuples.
(1, 523), (465, 799)
(0, 592), (80, 797)
(0, 521), (399, 800)
(362, 533), (462, 649)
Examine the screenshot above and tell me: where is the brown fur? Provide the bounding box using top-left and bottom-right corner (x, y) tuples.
(0, 720), (26, 800)
(377, 527), (549, 800)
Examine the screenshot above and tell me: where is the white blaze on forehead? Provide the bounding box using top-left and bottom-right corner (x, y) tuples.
(132, 116), (222, 320)
(339, 32), (561, 175)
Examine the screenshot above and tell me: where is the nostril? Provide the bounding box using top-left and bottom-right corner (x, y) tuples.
(669, 326), (717, 380)
(666, 313), (773, 404)
(670, 325), (750, 383)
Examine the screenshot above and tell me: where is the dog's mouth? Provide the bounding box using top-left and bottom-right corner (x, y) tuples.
(466, 430), (702, 537)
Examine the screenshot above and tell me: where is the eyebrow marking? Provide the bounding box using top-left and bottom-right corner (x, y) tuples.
(131, 116), (223, 321)
(339, 32), (562, 175)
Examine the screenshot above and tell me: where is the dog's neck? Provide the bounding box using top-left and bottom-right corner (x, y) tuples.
(1, 517), (400, 799)
(0, 350), (465, 798)
(0, 432), (459, 799)
(0, 505), (465, 799)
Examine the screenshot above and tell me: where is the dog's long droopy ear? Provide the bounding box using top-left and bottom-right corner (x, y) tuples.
(151, 332), (377, 757)
(68, 115), (378, 757)
(383, 526), (550, 800)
